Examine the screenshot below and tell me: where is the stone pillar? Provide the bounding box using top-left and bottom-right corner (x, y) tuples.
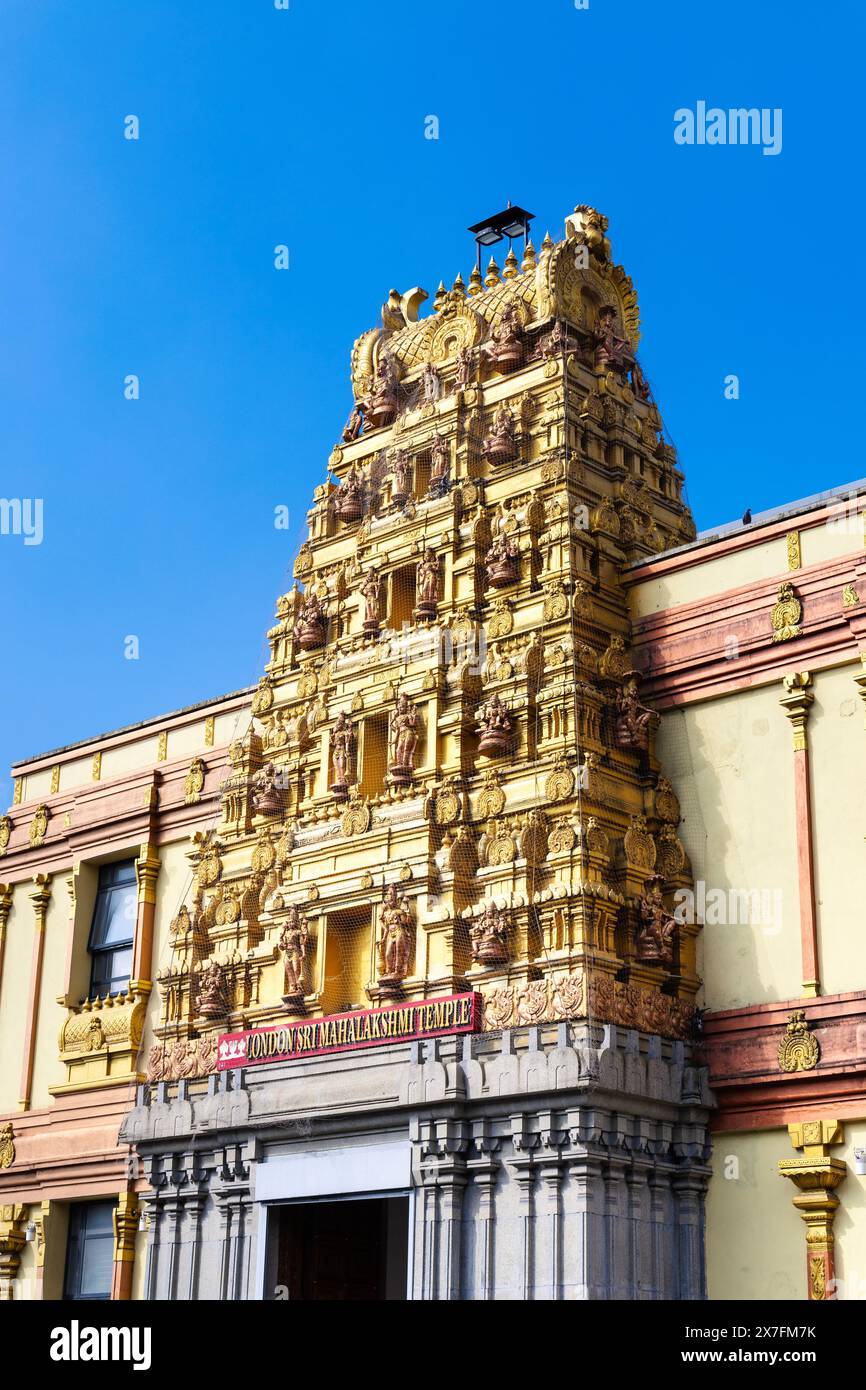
(779, 671), (820, 996)
(0, 1205), (26, 1300)
(132, 844), (161, 987)
(110, 1191), (140, 1301)
(19, 875), (51, 1110)
(672, 1171), (708, 1300)
(779, 1118), (847, 1301)
(0, 885), (13, 998)
(466, 1131), (500, 1301)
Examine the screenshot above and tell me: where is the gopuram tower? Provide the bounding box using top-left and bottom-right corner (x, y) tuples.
(132, 204), (712, 1301)
(149, 202), (702, 1074)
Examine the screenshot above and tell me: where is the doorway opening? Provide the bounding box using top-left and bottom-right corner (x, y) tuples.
(272, 1195), (409, 1300)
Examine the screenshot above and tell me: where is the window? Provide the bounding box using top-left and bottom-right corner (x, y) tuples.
(87, 860), (137, 999)
(63, 1202), (115, 1300)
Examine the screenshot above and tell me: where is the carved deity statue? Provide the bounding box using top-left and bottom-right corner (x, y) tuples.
(485, 302), (523, 373)
(615, 676), (654, 750)
(429, 431), (450, 497)
(279, 906), (308, 1002)
(390, 449), (411, 506)
(197, 960), (229, 1019)
(421, 362), (441, 404)
(471, 900), (509, 966)
(630, 358), (651, 401)
(251, 761), (284, 814)
(329, 711), (356, 797)
(377, 884), (413, 987)
(481, 404), (517, 464)
(365, 353), (401, 429)
(361, 567), (382, 636)
(636, 877), (676, 965)
(333, 463), (365, 523)
(484, 530), (520, 588)
(293, 589), (327, 651)
(477, 692), (514, 757)
(455, 345), (475, 388)
(415, 548), (440, 620)
(593, 304), (631, 372)
(388, 692), (419, 784)
(341, 403), (364, 442)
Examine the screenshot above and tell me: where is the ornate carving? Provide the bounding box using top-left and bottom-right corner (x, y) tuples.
(377, 884), (413, 989)
(0, 1124), (14, 1170)
(415, 548), (441, 620)
(388, 692), (420, 785)
(624, 816), (656, 871)
(197, 960), (230, 1019)
(481, 405), (517, 465)
(655, 776), (681, 824)
(251, 676), (275, 716)
(294, 589), (328, 651)
(778, 1010), (820, 1072)
(545, 759), (575, 802)
(330, 711), (356, 797)
(477, 770), (506, 819)
(615, 675), (654, 749)
(771, 581), (802, 643)
(477, 693), (514, 757)
(0, 817), (10, 857)
(341, 792), (371, 837)
(636, 876), (676, 964)
(279, 906), (308, 1004)
(361, 567), (383, 636)
(184, 758), (205, 805)
(28, 804), (48, 848)
(251, 763), (283, 815)
(470, 901), (509, 965)
(484, 530), (520, 588)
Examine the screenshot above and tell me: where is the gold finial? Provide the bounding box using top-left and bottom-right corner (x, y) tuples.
(433, 280), (447, 313)
(521, 240), (536, 274)
(451, 272), (466, 297)
(484, 256), (501, 288)
(467, 264), (484, 297)
(540, 230), (554, 253)
(502, 246), (519, 280)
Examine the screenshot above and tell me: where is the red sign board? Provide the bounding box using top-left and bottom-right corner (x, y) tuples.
(217, 991), (481, 1070)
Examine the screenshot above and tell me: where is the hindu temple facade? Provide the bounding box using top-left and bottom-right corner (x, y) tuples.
(2, 201), (864, 1301)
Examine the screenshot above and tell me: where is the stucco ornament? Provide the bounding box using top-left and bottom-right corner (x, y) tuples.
(778, 1010), (820, 1073)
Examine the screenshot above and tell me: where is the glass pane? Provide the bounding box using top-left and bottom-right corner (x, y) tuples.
(79, 1233), (114, 1298)
(90, 946), (132, 999)
(89, 881), (136, 949)
(100, 884), (137, 945)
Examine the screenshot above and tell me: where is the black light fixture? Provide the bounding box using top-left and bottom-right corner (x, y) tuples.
(468, 203), (535, 269)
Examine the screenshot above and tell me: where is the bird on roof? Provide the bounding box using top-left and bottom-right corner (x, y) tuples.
(742, 508), (752, 525)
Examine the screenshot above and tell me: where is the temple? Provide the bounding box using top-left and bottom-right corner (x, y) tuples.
(1, 202), (864, 1301)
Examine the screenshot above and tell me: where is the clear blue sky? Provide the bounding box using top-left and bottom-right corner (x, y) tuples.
(1, 0), (863, 805)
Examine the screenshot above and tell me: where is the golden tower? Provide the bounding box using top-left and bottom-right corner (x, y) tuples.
(148, 202), (701, 1081)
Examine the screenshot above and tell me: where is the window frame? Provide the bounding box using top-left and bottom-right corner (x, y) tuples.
(63, 1200), (115, 1301)
(86, 859), (137, 1000)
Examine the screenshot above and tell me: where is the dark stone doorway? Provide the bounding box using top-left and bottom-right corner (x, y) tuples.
(273, 1196), (409, 1300)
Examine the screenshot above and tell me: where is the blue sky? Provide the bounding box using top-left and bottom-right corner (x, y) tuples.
(0, 0), (863, 804)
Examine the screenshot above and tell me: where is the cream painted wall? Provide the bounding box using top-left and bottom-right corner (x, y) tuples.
(707, 1123), (866, 1301)
(707, 1129), (809, 1300)
(215, 707), (249, 747)
(22, 768), (53, 803)
(657, 685), (802, 1008)
(30, 879), (73, 1107)
(0, 892), (30, 1112)
(101, 736), (160, 781)
(800, 517), (863, 568)
(808, 664), (866, 996)
(630, 536), (788, 618)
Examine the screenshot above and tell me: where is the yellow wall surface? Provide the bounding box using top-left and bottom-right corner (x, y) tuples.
(656, 685), (802, 1009)
(30, 878), (74, 1107)
(807, 663), (866, 996)
(0, 892), (30, 1112)
(630, 537), (788, 618)
(101, 736), (160, 781)
(707, 1123), (866, 1301)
